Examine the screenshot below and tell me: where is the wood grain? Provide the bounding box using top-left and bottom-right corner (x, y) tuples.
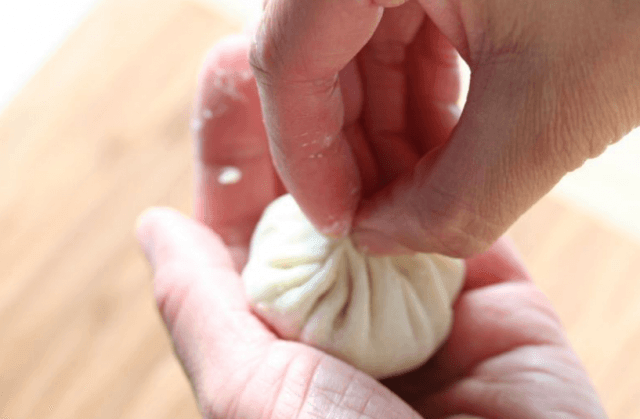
(1, 0), (238, 417)
(509, 197), (640, 419)
(0, 0), (638, 418)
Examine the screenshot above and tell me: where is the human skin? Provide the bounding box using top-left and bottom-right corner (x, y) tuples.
(249, 0), (640, 257)
(135, 36), (607, 418)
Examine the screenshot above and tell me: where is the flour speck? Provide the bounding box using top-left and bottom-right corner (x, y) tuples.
(217, 166), (243, 185)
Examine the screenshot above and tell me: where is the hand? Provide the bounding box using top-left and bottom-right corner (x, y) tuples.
(135, 36), (606, 418)
(249, 0), (640, 257)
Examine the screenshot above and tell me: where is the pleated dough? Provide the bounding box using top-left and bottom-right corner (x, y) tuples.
(242, 194), (465, 378)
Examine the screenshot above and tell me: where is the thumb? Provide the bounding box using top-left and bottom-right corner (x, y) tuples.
(135, 208), (275, 405)
(353, 60), (612, 258)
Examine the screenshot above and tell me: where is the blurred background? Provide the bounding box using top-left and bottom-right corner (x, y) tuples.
(1, 0), (639, 417)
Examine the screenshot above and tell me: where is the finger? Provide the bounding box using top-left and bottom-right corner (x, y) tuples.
(338, 61), (380, 196)
(358, 2), (424, 185)
(354, 60), (576, 257)
(463, 236), (532, 291)
(135, 208), (276, 401)
(407, 15), (462, 154)
(249, 0), (386, 236)
(193, 34), (280, 263)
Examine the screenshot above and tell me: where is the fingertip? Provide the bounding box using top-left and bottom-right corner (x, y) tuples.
(135, 206), (183, 233)
(134, 207), (154, 242)
(135, 207), (218, 270)
(135, 207), (175, 270)
(199, 33), (252, 78)
(464, 237), (532, 290)
(194, 33), (254, 129)
(490, 236), (532, 281)
(193, 31), (265, 165)
(135, 205), (172, 227)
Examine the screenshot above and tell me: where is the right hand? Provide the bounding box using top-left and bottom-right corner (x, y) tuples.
(249, 0), (640, 257)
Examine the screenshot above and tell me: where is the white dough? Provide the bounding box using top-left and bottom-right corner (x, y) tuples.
(242, 194), (465, 378)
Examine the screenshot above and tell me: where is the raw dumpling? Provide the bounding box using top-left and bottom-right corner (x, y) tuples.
(242, 194), (465, 379)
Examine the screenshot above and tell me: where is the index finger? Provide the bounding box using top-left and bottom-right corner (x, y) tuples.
(193, 35), (282, 268)
(249, 0), (391, 236)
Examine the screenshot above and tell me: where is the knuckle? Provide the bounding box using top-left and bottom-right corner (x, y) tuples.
(249, 25), (339, 93)
(248, 40), (271, 84)
(249, 26), (284, 86)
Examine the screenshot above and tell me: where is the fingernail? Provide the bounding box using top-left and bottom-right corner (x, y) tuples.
(350, 228), (414, 256)
(135, 209), (157, 270)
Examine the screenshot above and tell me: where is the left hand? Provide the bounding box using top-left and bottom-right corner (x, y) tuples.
(135, 34), (605, 418)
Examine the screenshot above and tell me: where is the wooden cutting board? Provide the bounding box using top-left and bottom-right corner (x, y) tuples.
(1, 0), (638, 417)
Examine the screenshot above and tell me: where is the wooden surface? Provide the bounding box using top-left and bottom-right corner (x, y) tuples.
(0, 0), (638, 418)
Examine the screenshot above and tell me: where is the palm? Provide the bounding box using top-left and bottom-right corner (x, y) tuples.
(180, 29), (604, 418)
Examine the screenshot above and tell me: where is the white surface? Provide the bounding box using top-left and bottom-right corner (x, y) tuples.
(0, 0), (260, 112)
(0, 0), (99, 112)
(2, 0), (639, 242)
